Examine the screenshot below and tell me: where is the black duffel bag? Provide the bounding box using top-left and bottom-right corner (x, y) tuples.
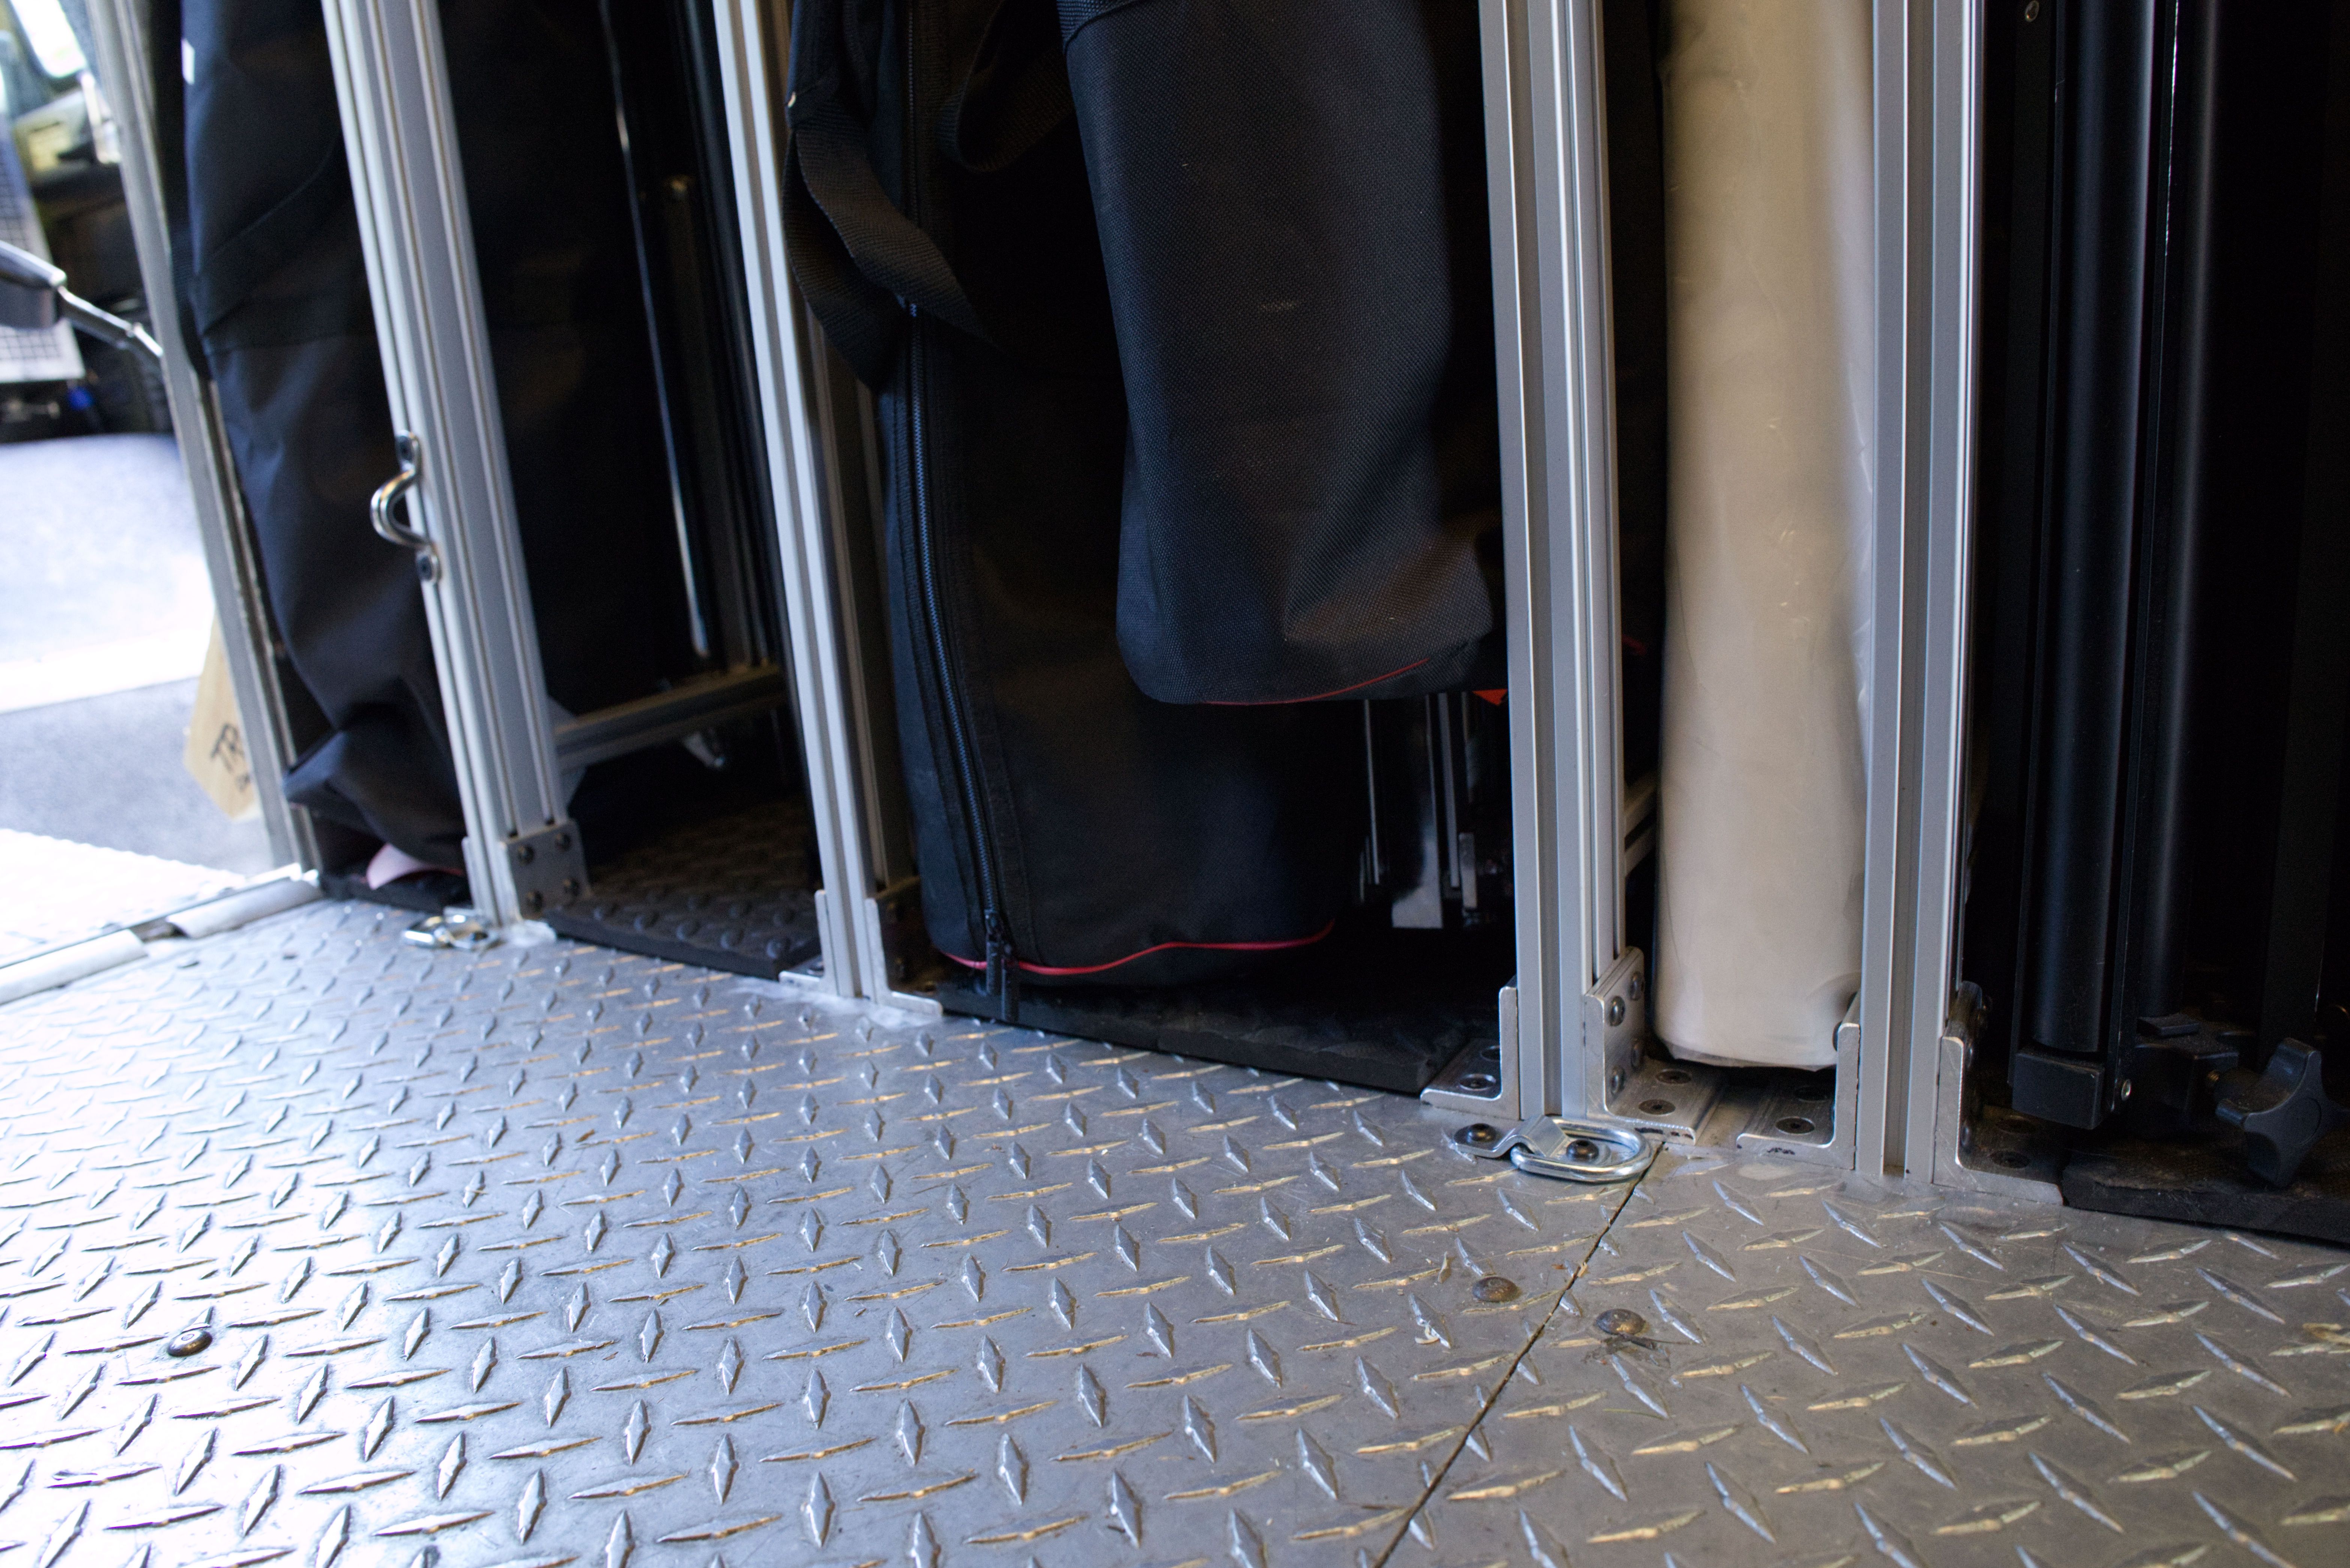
(784, 0), (1361, 1007)
(169, 0), (696, 868)
(1059, 0), (1504, 704)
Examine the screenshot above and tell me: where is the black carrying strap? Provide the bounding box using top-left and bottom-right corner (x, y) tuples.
(783, 0), (1073, 384)
(785, 0), (983, 378)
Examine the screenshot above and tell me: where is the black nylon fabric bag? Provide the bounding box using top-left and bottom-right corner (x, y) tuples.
(174, 0), (696, 864)
(785, 0), (1359, 1002)
(173, 0), (464, 863)
(1058, 0), (1504, 704)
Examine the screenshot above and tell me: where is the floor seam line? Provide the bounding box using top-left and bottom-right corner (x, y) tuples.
(1370, 1159), (1657, 1566)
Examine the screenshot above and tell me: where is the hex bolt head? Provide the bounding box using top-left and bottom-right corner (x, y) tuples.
(1473, 1276), (1520, 1304)
(165, 1326), (213, 1358)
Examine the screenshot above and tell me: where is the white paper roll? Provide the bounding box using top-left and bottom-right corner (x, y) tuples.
(1652, 0), (1874, 1069)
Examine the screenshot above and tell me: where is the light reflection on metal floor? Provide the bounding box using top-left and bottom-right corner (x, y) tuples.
(0, 901), (2343, 1568)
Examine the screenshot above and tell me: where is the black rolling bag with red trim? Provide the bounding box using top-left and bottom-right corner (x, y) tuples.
(783, 0), (1365, 1009)
(1056, 0), (1504, 704)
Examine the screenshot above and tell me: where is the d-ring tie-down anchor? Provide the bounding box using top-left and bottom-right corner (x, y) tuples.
(1451, 1116), (1657, 1182)
(370, 431), (438, 581)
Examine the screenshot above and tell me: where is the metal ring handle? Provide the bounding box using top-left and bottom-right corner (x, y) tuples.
(1450, 1115), (1657, 1184)
(1507, 1126), (1655, 1182)
(370, 431), (431, 554)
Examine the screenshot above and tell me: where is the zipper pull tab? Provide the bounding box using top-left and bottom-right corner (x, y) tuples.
(983, 919), (1020, 1024)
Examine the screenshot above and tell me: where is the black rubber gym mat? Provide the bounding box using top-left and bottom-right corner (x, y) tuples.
(544, 796), (822, 980)
(2060, 1125), (2350, 1246)
(934, 925), (1511, 1094)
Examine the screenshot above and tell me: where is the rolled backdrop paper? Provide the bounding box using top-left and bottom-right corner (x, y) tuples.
(1652, 0), (1874, 1069)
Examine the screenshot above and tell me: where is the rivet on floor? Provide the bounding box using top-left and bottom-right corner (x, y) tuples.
(165, 1326), (213, 1358)
(1594, 1308), (1647, 1338)
(1473, 1276), (1520, 1304)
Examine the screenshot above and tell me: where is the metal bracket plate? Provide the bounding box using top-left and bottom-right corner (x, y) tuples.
(1580, 946), (1650, 1118)
(1606, 1051), (1725, 1141)
(1731, 992), (1863, 1168)
(1933, 982), (2064, 1200)
(859, 879), (945, 1016)
(492, 821), (588, 921)
(1420, 985), (1512, 1114)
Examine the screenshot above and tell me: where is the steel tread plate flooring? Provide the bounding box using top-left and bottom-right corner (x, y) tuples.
(0, 901), (2341, 1568)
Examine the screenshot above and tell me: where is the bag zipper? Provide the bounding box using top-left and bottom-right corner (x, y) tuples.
(903, 24), (1017, 1016)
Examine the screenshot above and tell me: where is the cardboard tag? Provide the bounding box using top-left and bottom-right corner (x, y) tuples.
(183, 620), (258, 821)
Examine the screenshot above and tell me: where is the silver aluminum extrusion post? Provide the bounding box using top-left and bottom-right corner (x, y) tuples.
(317, 0), (586, 925)
(86, 0), (312, 872)
(706, 0), (896, 1002)
(1479, 0), (1981, 1174)
(1847, 0), (1985, 1180)
(1438, 0), (1626, 1125)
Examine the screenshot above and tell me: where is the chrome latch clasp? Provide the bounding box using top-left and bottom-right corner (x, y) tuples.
(403, 910), (497, 952)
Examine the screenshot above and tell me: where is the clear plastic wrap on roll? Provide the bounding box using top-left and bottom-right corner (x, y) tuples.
(1652, 0), (1874, 1069)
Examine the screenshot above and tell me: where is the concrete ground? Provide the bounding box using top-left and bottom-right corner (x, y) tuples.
(0, 432), (275, 946)
(0, 674), (275, 869)
(0, 826), (241, 962)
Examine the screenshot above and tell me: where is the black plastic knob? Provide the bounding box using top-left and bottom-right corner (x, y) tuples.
(2214, 1039), (2346, 1187)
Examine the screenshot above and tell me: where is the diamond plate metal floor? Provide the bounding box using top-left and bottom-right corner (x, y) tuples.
(0, 901), (2343, 1568)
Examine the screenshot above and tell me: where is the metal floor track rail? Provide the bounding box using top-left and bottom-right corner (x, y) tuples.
(0, 902), (2344, 1568)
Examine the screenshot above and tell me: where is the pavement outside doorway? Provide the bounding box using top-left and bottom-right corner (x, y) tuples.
(0, 431), (274, 880)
